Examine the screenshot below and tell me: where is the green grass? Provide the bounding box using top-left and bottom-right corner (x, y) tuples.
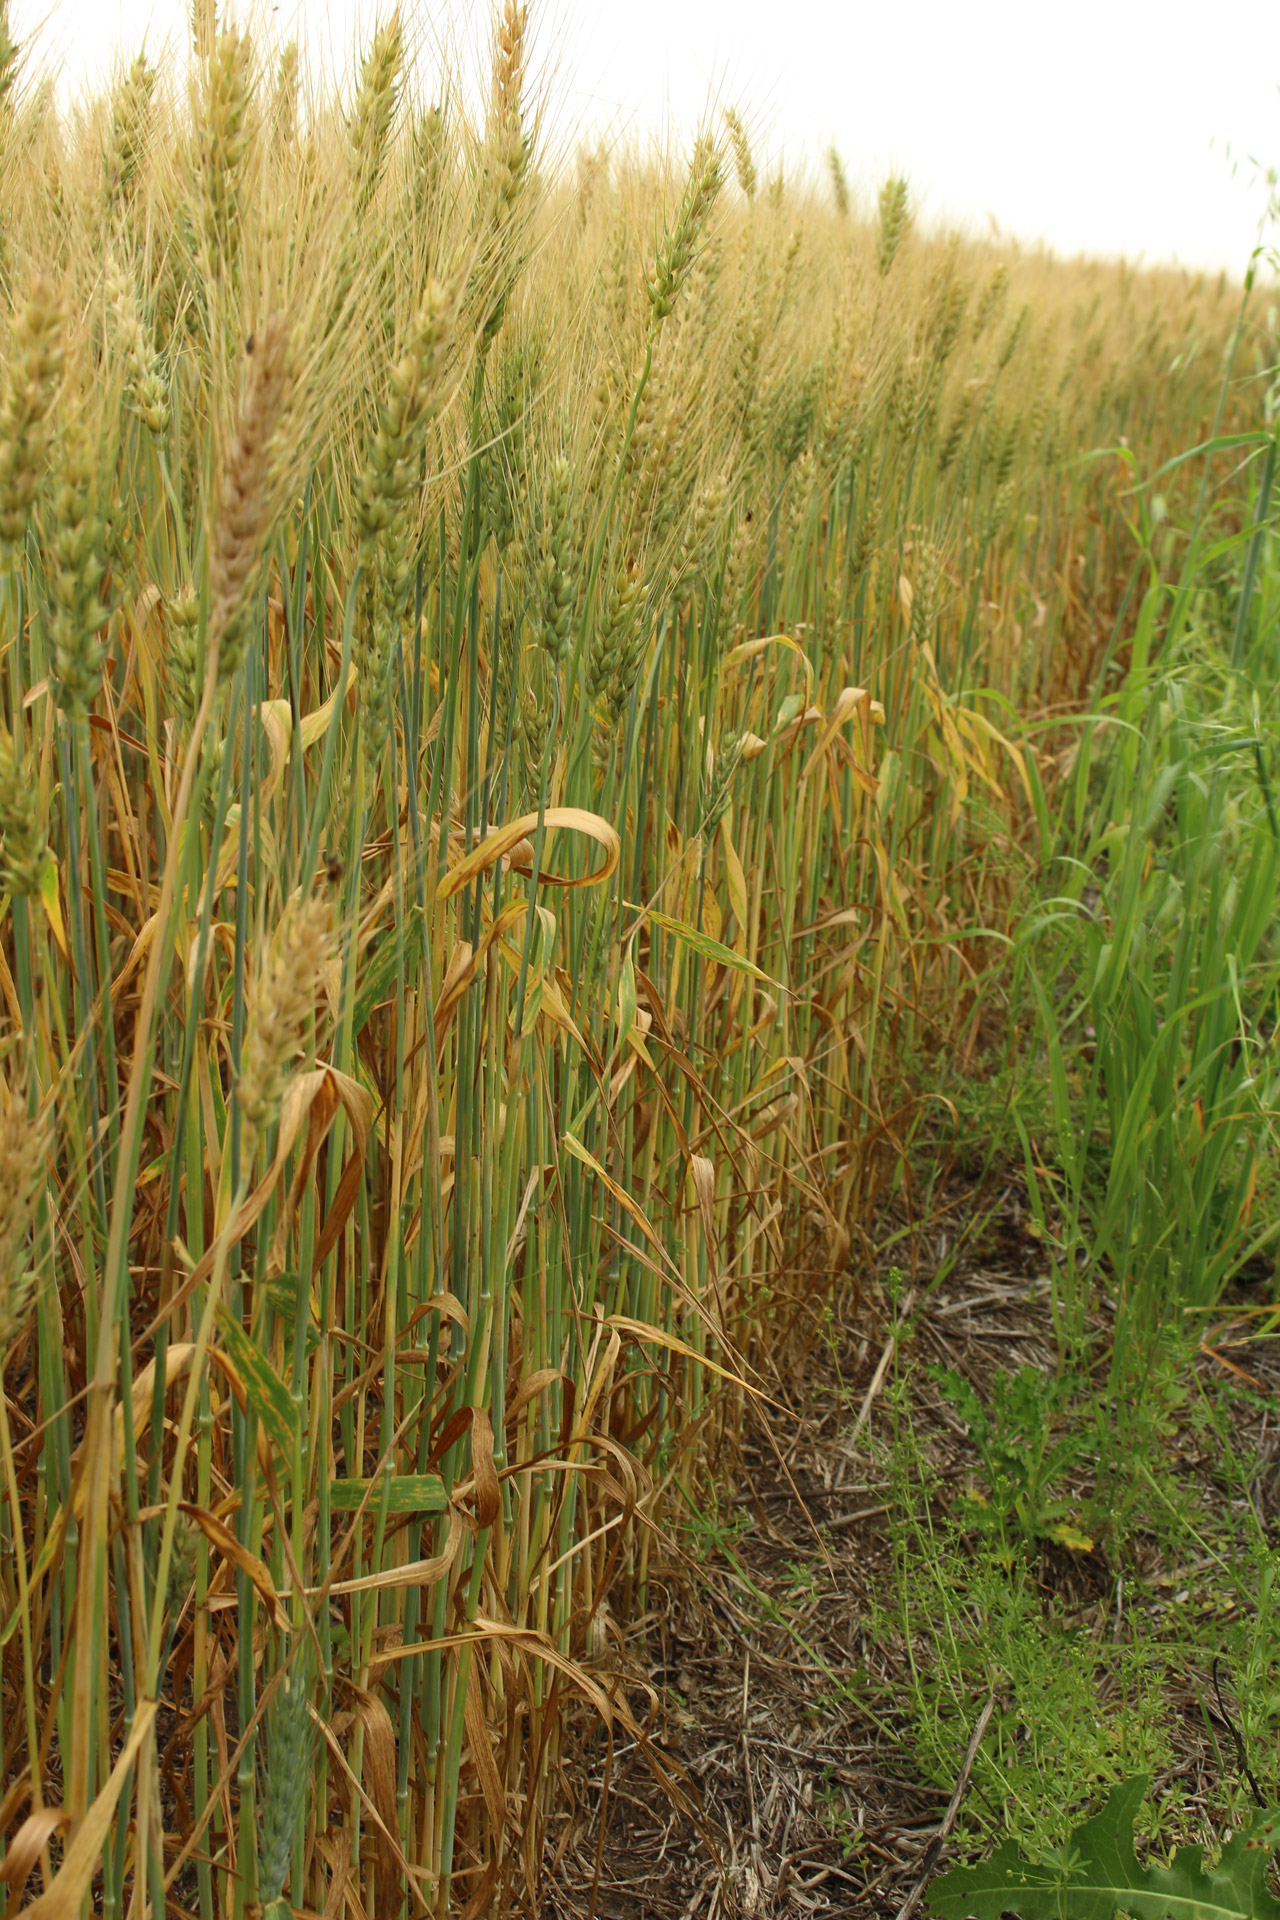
(879, 1311), (1280, 1863)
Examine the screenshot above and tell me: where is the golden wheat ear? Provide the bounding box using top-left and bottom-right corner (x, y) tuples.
(207, 310), (290, 684)
(237, 890), (332, 1147)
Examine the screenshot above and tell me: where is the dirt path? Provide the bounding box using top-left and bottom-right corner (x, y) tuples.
(548, 1196), (1064, 1919)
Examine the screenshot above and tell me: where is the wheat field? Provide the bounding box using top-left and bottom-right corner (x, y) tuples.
(0, 2), (1271, 1914)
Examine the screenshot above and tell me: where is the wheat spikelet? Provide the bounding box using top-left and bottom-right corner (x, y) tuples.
(355, 278), (458, 560)
(774, 361), (821, 469)
(698, 726), (745, 834)
(411, 101), (448, 223)
(876, 174), (910, 276)
(0, 277), (63, 561)
(0, 0), (19, 117)
(517, 645), (557, 792)
(48, 416), (109, 715)
(257, 1653), (315, 1908)
(587, 552), (643, 720)
(238, 894), (332, 1144)
(490, 0), (529, 222)
(483, 333), (538, 555)
(529, 453), (577, 666)
(993, 409), (1023, 487)
(351, 276), (461, 761)
(972, 263), (1009, 340)
(0, 734), (47, 896)
(828, 145), (850, 219)
(1038, 398), (1062, 465)
(909, 543), (944, 646)
(0, 0), (23, 294)
(677, 471), (731, 596)
(474, 0), (530, 347)
(889, 354), (930, 442)
(926, 254), (970, 367)
(349, 15), (402, 215)
(161, 589), (200, 736)
(271, 40), (298, 148)
(724, 108), (757, 202)
(0, 1073), (45, 1360)
(939, 381), (981, 471)
(162, 1512), (197, 1631)
(194, 27), (252, 274)
(647, 135), (721, 333)
(997, 300), (1031, 370)
(101, 51), (156, 219)
(576, 140), (607, 228)
(208, 312), (289, 682)
(191, 0), (215, 60)
(104, 253), (169, 435)
(715, 506), (757, 649)
(850, 496), (879, 580)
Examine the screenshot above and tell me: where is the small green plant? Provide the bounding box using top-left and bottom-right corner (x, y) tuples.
(881, 1376), (1179, 1858)
(785, 1557), (821, 1602)
(933, 1363), (1093, 1554)
(817, 1766), (867, 1861)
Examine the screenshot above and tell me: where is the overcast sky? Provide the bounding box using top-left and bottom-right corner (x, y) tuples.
(13, 0), (1280, 272)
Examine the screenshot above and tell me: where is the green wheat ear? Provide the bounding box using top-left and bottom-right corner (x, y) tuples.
(257, 1651), (316, 1907)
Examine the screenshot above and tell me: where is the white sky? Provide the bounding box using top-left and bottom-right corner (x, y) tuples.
(13, 0), (1280, 273)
